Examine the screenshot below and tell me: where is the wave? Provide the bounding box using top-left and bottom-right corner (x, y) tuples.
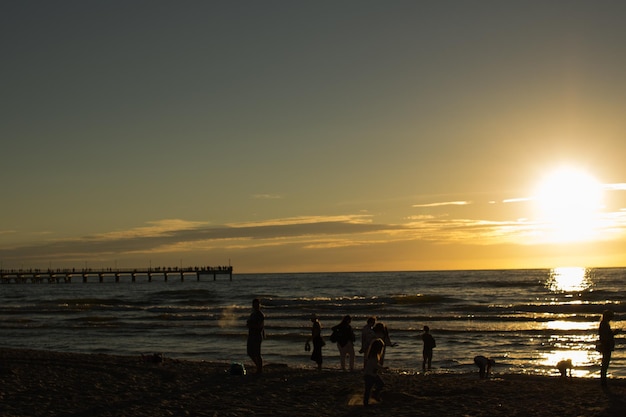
(1, 268), (624, 378)
(55, 297), (125, 305)
(66, 316), (120, 324)
(391, 294), (457, 304)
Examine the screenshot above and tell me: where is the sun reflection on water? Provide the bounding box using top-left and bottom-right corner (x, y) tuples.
(544, 320), (595, 331)
(540, 268), (599, 377)
(546, 267), (593, 292)
(539, 349), (598, 378)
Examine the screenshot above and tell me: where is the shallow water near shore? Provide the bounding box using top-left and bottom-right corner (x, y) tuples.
(1, 267), (624, 378)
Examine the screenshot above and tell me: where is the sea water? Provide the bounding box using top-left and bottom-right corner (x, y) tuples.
(0, 268), (623, 378)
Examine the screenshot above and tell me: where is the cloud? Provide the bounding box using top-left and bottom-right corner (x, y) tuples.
(502, 197), (533, 204)
(251, 194), (283, 199)
(228, 214), (372, 228)
(0, 215), (393, 263)
(412, 201), (470, 208)
(94, 219), (210, 240)
(406, 215), (436, 221)
(403, 216), (536, 244)
(3, 202), (626, 268)
(604, 183), (626, 191)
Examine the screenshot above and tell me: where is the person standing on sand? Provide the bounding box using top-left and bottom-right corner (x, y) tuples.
(598, 309), (620, 386)
(363, 338), (387, 407)
(331, 315), (356, 371)
(246, 298), (265, 374)
(306, 313), (325, 370)
(421, 325), (436, 372)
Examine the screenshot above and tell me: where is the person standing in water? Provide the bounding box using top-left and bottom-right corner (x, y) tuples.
(372, 322), (396, 366)
(360, 317), (377, 368)
(331, 315), (356, 371)
(306, 313), (325, 370)
(421, 325), (436, 372)
(246, 298), (265, 374)
(598, 309), (620, 386)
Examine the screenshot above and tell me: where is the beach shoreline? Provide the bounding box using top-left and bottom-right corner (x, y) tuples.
(1, 348), (624, 417)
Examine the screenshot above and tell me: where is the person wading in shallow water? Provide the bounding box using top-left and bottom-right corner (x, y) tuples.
(306, 313), (325, 370)
(246, 298), (265, 374)
(360, 317), (377, 368)
(421, 325), (436, 373)
(598, 309), (620, 386)
(331, 315), (356, 371)
(372, 322), (396, 366)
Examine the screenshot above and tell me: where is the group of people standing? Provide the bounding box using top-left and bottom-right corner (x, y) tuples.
(313, 314), (431, 406)
(308, 314), (429, 373)
(247, 299), (620, 398)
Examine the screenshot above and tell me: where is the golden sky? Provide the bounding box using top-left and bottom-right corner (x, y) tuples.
(2, 1), (625, 272)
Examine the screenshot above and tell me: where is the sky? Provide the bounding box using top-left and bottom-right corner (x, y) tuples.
(2, 1), (626, 273)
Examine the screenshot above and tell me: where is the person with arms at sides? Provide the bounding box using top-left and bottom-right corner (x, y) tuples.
(246, 298), (265, 374)
(598, 309), (620, 386)
(421, 325), (436, 373)
(306, 313), (325, 370)
(331, 315), (356, 372)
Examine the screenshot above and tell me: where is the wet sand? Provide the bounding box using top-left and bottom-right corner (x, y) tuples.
(1, 348), (624, 417)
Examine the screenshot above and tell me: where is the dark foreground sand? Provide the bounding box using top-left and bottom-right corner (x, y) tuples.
(1, 348), (624, 417)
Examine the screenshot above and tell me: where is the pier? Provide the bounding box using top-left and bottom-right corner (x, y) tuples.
(0, 266), (233, 284)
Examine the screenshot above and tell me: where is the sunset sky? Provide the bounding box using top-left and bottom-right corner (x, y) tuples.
(2, 1), (626, 273)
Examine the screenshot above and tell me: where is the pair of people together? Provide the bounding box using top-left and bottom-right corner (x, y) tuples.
(360, 317), (398, 368)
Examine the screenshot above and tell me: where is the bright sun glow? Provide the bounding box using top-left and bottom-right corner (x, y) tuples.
(533, 167), (604, 243)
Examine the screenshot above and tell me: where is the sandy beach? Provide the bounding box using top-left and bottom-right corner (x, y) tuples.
(1, 348), (624, 417)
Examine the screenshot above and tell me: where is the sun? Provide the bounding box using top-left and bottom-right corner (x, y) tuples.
(533, 167), (604, 243)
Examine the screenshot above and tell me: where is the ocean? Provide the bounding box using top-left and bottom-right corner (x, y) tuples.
(0, 267), (623, 378)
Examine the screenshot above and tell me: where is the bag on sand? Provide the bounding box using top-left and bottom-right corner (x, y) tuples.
(230, 362), (246, 376)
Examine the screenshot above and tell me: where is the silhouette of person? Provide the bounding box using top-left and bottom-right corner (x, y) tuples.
(331, 315), (356, 371)
(246, 298), (265, 374)
(598, 309), (620, 386)
(306, 313), (324, 370)
(474, 355), (495, 379)
(363, 338), (387, 407)
(360, 316), (377, 367)
(421, 325), (436, 372)
(556, 359), (572, 377)
(372, 322), (396, 366)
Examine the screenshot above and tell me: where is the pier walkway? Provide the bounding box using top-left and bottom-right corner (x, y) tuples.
(0, 266), (233, 283)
